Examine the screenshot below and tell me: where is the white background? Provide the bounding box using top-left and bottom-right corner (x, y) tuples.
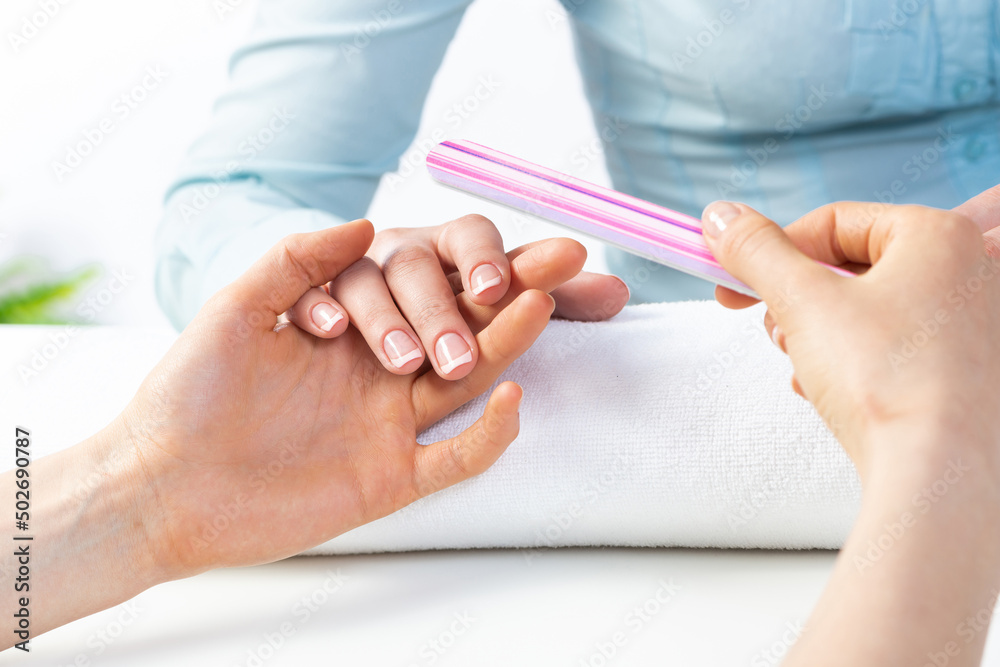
(0, 0), (611, 330)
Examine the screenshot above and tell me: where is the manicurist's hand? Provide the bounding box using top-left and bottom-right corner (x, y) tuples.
(281, 215), (629, 379)
(5, 219), (577, 645)
(702, 200), (1000, 667)
(953, 183), (1000, 257)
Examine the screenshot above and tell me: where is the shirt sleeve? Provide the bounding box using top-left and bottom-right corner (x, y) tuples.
(155, 0), (473, 329)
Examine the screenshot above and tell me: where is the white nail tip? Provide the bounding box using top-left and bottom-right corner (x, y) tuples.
(471, 274), (503, 295)
(709, 211), (728, 233)
(318, 311), (343, 332)
(390, 349), (423, 368)
(439, 349), (473, 374)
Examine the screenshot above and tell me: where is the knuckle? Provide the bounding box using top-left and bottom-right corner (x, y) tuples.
(410, 296), (455, 331)
(455, 213), (495, 229)
(380, 244), (438, 275)
(718, 219), (773, 261)
(375, 227), (407, 243)
(278, 235), (325, 287)
(445, 439), (472, 479)
(440, 214), (500, 247)
(336, 256), (378, 284)
(353, 301), (391, 335)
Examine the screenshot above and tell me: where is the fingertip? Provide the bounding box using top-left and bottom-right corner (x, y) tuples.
(485, 381), (522, 441)
(382, 329), (425, 374)
(346, 217), (376, 239)
(433, 331), (478, 381)
(284, 287), (350, 338)
(309, 301), (349, 337)
(608, 276), (630, 315)
(560, 237), (588, 270)
(715, 285), (760, 309)
(495, 380), (524, 406)
(468, 262), (507, 304)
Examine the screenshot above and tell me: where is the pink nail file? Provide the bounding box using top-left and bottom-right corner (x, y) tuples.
(426, 140), (852, 299)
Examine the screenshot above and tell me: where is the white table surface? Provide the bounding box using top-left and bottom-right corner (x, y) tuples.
(34, 548), (837, 667)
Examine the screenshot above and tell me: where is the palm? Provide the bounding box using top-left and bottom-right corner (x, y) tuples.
(135, 320), (426, 569)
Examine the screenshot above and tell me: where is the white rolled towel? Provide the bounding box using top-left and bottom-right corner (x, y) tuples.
(315, 300), (861, 554)
(1, 300), (861, 555)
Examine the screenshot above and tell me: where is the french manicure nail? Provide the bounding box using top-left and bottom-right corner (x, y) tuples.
(312, 302), (344, 332)
(435, 333), (473, 374)
(470, 263), (503, 295)
(384, 330), (422, 369)
(771, 324), (784, 349)
(702, 201), (741, 238)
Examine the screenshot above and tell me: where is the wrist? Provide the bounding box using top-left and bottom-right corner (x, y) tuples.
(97, 405), (197, 585)
(856, 412), (1000, 547)
(852, 399), (1000, 485)
(12, 414), (178, 639)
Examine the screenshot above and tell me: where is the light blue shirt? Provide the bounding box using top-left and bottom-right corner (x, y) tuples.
(155, 0), (1000, 329)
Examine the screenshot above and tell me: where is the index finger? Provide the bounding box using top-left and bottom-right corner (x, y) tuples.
(435, 214), (511, 305)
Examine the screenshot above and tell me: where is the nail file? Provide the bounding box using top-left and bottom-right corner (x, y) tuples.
(426, 140), (853, 299)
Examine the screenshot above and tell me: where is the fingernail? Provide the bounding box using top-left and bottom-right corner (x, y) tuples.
(312, 302), (344, 332)
(702, 201), (741, 238)
(470, 263), (503, 295)
(771, 324), (784, 351)
(615, 276), (631, 302)
(435, 333), (473, 374)
(384, 330), (422, 369)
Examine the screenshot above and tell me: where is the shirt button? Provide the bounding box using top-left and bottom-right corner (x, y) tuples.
(953, 78), (978, 102)
(964, 136), (987, 162)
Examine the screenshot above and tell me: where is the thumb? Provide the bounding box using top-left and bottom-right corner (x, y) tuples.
(223, 219), (375, 329)
(701, 201), (835, 315)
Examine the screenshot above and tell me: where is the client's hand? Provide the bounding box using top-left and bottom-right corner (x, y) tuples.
(9, 219), (567, 644)
(701, 200), (1000, 667)
(125, 219), (558, 576)
(279, 215), (629, 379)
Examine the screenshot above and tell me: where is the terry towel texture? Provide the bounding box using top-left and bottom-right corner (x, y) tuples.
(309, 301), (861, 555)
